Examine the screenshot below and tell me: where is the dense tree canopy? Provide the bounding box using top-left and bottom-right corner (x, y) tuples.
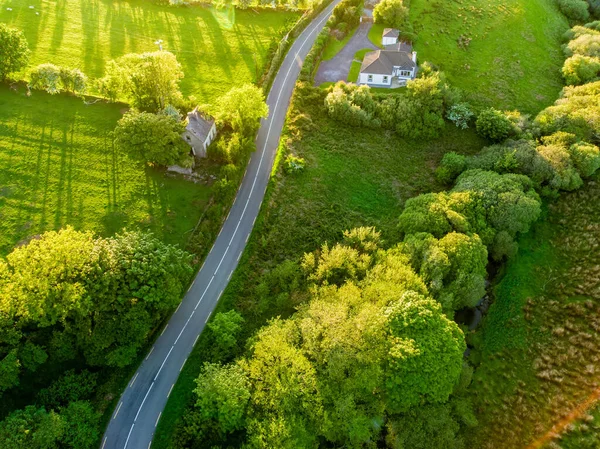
(113, 110), (189, 166)
(0, 24), (30, 81)
(0, 227), (191, 395)
(401, 232), (488, 311)
(214, 84), (269, 137)
(182, 235), (465, 448)
(399, 170), (541, 260)
(98, 51), (184, 111)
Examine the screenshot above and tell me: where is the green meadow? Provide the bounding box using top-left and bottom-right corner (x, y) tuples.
(0, 86), (212, 255)
(410, 0), (569, 114)
(0, 0), (299, 104)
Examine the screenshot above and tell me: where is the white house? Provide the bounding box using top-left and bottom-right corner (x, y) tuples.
(358, 43), (417, 87)
(182, 108), (217, 158)
(382, 28), (399, 46)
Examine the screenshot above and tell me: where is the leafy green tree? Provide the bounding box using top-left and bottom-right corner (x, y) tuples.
(215, 84), (269, 137)
(207, 310), (245, 358)
(558, 0), (591, 22)
(535, 80), (600, 141)
(0, 406), (63, 449)
(302, 242), (373, 286)
(384, 292), (465, 412)
(113, 111), (189, 166)
(447, 103), (475, 129)
(59, 401), (100, 449)
(401, 232), (488, 311)
(0, 24), (30, 81)
(386, 405), (461, 449)
(0, 350), (20, 393)
(436, 152), (466, 184)
(37, 370), (98, 409)
(99, 51), (184, 111)
(19, 341), (48, 372)
(373, 0), (409, 29)
(562, 54), (600, 85)
(570, 141), (600, 175)
(29, 63), (62, 94)
(475, 108), (515, 142)
(0, 227), (192, 373)
(193, 362), (251, 438)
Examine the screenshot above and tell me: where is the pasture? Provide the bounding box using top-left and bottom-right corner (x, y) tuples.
(0, 86), (212, 255)
(410, 0), (569, 114)
(0, 0), (299, 104)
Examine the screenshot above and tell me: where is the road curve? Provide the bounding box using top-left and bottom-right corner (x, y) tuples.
(101, 3), (341, 448)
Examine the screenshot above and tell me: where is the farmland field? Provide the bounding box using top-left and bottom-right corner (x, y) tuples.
(0, 0), (299, 104)
(469, 176), (600, 448)
(410, 0), (569, 114)
(0, 86), (212, 256)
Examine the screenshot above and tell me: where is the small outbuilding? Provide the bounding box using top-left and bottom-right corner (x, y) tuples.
(182, 108), (217, 158)
(382, 28), (399, 46)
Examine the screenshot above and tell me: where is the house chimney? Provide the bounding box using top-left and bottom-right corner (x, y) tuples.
(412, 51), (417, 63)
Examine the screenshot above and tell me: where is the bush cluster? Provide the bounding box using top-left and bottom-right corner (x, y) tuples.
(324, 68), (458, 139)
(29, 64), (87, 95)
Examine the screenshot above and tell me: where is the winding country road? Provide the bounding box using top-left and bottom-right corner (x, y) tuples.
(101, 2), (341, 448)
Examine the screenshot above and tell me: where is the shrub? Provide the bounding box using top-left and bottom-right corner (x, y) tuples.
(558, 0), (591, 22)
(436, 152), (467, 184)
(0, 24), (30, 81)
(324, 82), (381, 128)
(29, 63), (62, 94)
(562, 54), (600, 84)
(113, 111), (189, 166)
(476, 108), (515, 142)
(447, 102), (475, 129)
(284, 154), (306, 173)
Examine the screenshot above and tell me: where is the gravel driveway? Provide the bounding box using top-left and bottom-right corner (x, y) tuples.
(315, 20), (379, 85)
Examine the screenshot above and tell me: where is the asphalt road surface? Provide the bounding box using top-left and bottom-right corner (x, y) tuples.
(101, 2), (341, 448)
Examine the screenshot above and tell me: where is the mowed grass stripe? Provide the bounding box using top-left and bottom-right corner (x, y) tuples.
(0, 0), (299, 104)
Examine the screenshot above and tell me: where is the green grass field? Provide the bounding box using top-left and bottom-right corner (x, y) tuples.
(469, 176), (600, 448)
(0, 86), (213, 256)
(0, 0), (298, 104)
(410, 0), (569, 114)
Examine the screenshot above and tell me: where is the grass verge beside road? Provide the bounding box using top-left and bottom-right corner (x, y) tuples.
(153, 83), (487, 447)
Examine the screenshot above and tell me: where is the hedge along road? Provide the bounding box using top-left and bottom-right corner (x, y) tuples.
(101, 2), (342, 448)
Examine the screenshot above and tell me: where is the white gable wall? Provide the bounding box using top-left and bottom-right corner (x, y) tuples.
(359, 72), (393, 86)
(382, 36), (398, 46)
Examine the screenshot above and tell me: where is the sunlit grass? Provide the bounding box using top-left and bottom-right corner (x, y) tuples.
(0, 0), (299, 104)
(410, 0), (568, 113)
(0, 86), (212, 255)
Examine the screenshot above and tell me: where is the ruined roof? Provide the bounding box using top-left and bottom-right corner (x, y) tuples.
(383, 28), (399, 38)
(185, 108), (215, 142)
(360, 49), (416, 75)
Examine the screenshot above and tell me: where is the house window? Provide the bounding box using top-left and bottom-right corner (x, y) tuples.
(383, 75), (389, 83)
(400, 70), (412, 77)
(367, 74), (373, 83)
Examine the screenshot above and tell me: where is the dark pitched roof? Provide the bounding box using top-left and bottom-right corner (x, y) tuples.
(384, 41), (413, 52)
(383, 28), (399, 38)
(186, 108), (215, 142)
(360, 49), (416, 75)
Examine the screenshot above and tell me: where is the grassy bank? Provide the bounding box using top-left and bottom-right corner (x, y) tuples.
(0, 85), (213, 255)
(410, 0), (569, 114)
(469, 175), (600, 448)
(0, 0), (299, 104)
(153, 83), (487, 447)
